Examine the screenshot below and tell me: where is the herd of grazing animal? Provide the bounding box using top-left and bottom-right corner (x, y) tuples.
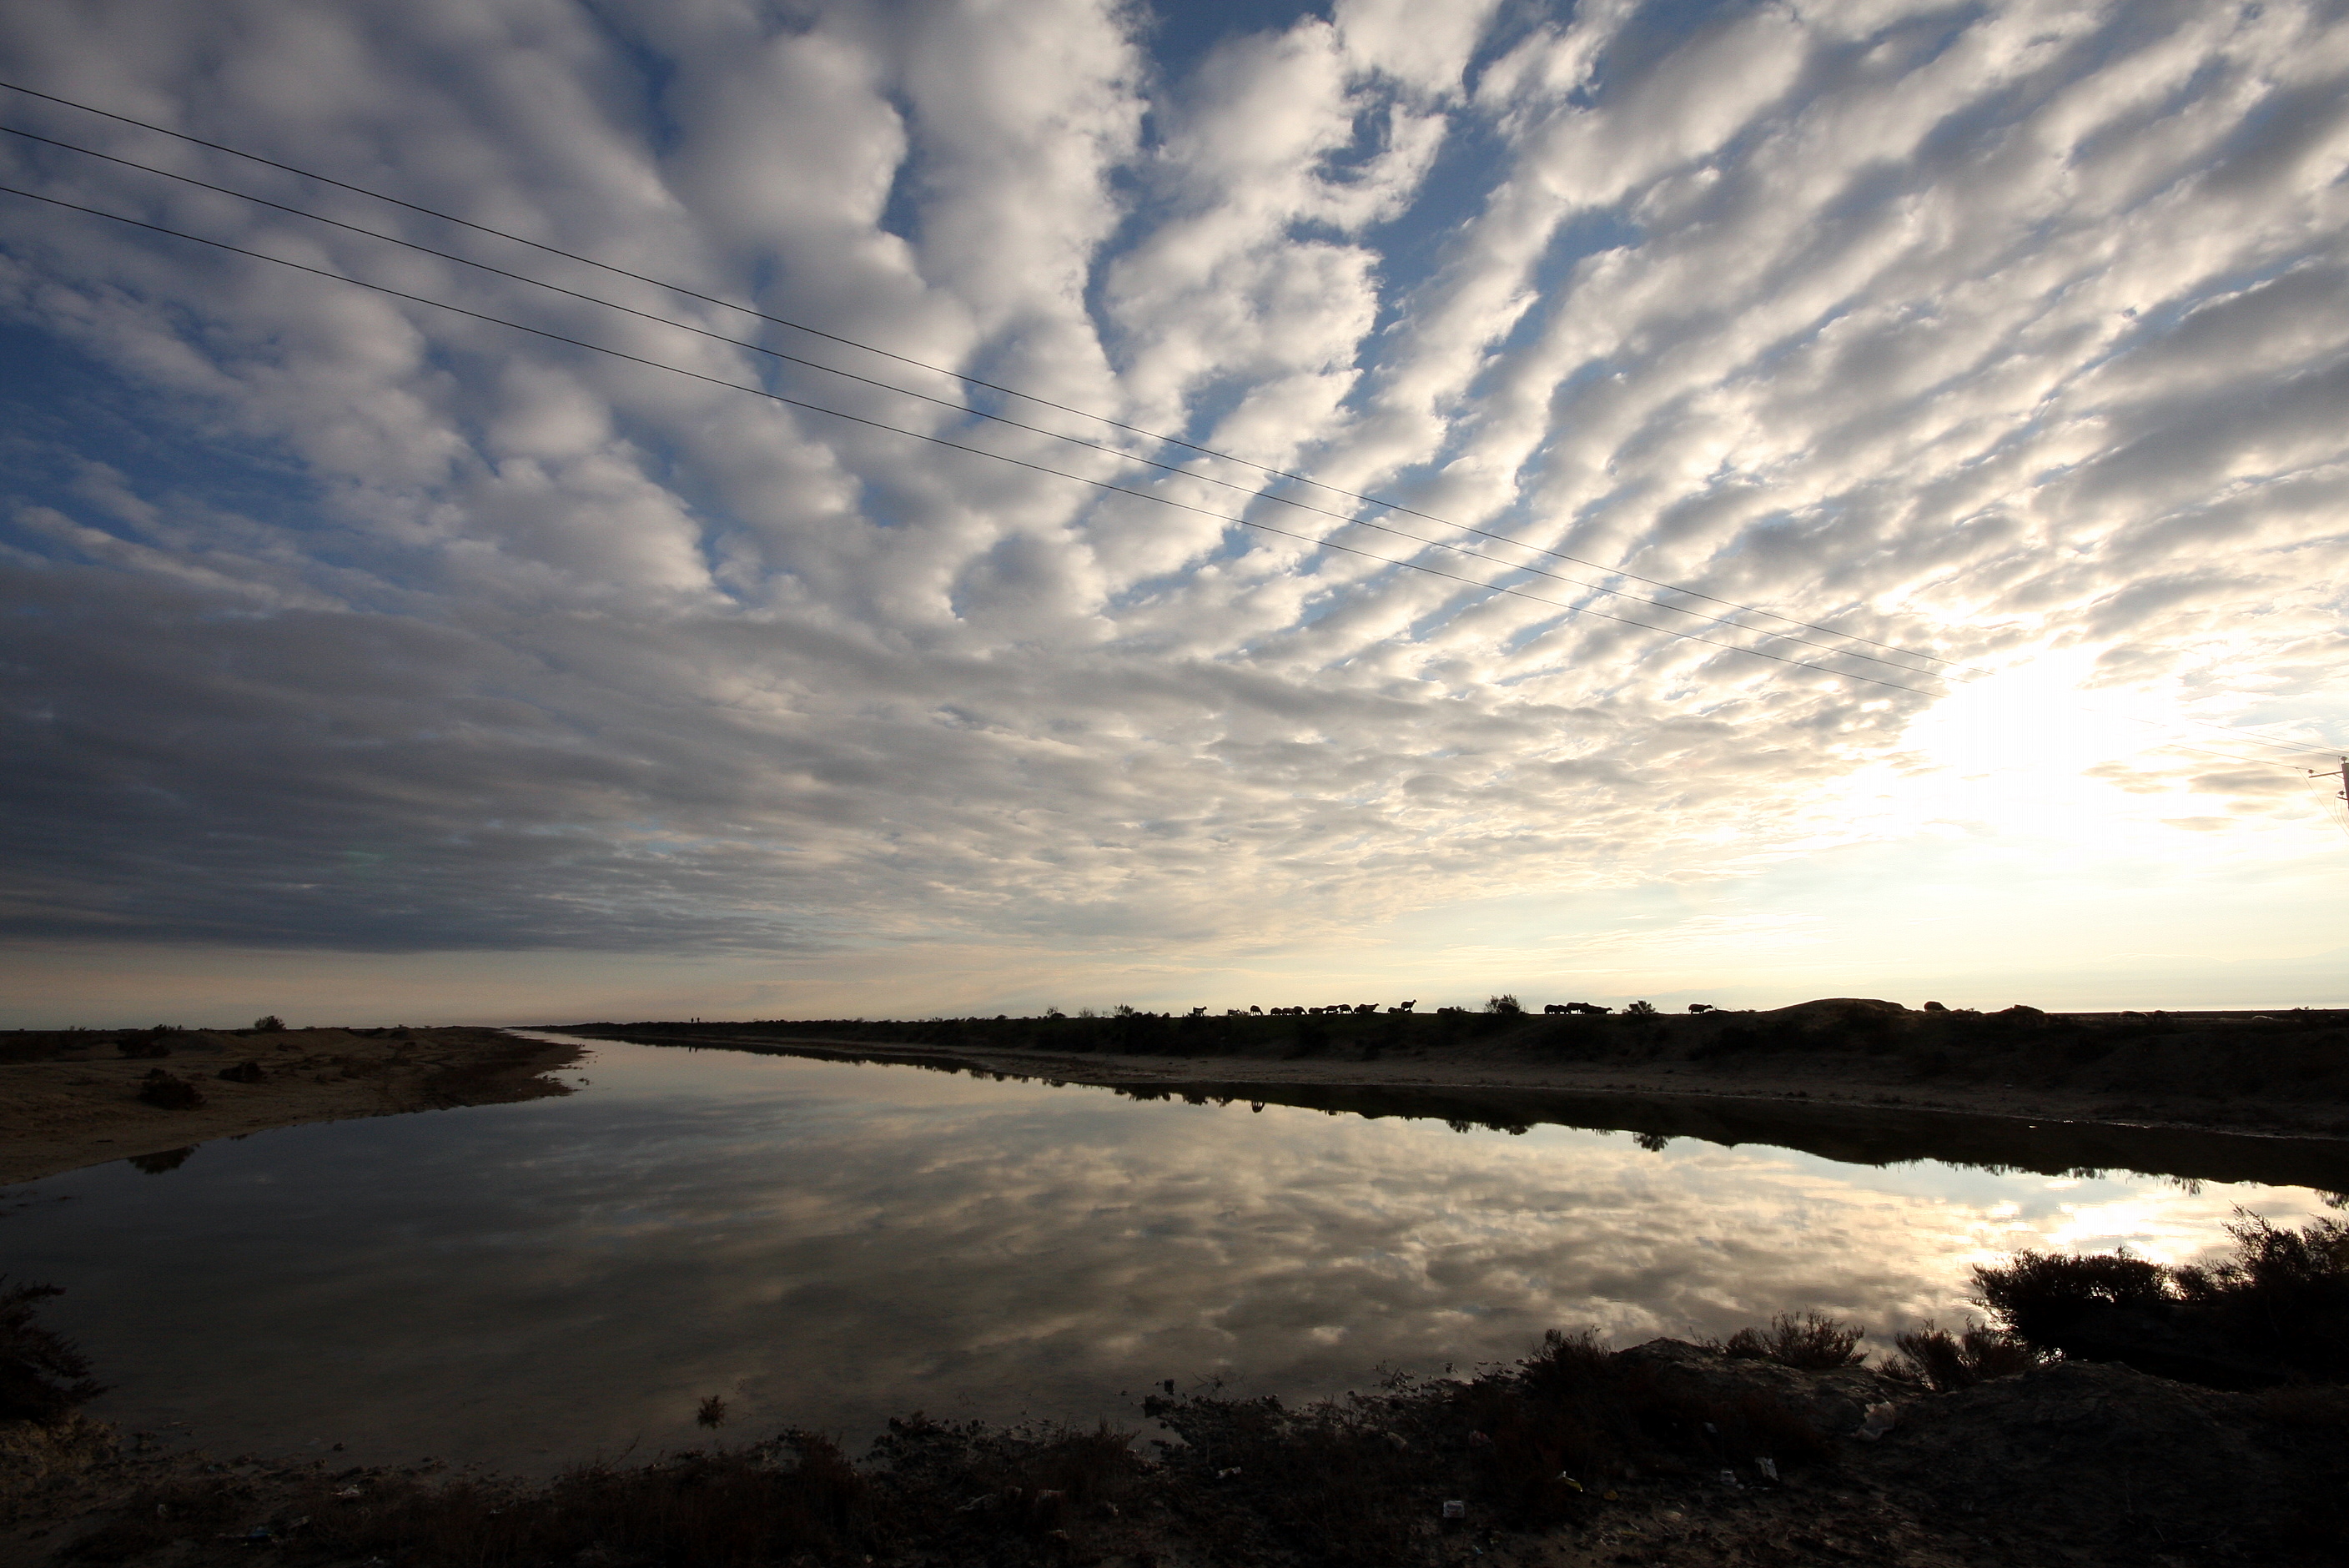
(1193, 998), (1683, 1018)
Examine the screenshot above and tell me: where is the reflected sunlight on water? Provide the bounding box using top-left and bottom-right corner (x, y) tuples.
(2, 1038), (2331, 1470)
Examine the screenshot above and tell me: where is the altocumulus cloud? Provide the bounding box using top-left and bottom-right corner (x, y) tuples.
(0, 0), (2342, 973)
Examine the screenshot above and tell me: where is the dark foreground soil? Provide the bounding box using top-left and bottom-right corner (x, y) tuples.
(5, 1336), (2342, 1568)
(0, 1028), (584, 1186)
(556, 1001), (2349, 1189)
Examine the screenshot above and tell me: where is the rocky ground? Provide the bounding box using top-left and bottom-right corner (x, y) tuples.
(0, 1026), (584, 1185)
(3, 1334), (2341, 1567)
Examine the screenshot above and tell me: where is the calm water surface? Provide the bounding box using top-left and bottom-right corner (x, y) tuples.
(3, 1034), (2332, 1469)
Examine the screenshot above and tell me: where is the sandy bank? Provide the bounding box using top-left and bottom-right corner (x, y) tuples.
(0, 1027), (582, 1187)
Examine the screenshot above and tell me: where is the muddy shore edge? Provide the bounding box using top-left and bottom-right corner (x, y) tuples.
(0, 1027), (586, 1187)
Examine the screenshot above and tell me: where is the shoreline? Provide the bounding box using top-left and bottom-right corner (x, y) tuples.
(0, 1027), (585, 1187)
(555, 1017), (2349, 1189)
(8, 1332), (2340, 1566)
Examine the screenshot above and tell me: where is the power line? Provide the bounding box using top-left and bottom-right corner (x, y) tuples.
(0, 180), (1969, 702)
(3, 181), (2327, 780)
(0, 76), (1968, 668)
(0, 106), (2331, 774)
(0, 122), (1970, 686)
(11, 176), (2340, 785)
(4, 79), (2333, 768)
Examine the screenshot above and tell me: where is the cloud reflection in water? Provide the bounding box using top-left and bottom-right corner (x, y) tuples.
(7, 1040), (2327, 1469)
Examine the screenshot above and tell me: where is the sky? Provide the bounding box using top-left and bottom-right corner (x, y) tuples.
(1, 0), (2345, 1028)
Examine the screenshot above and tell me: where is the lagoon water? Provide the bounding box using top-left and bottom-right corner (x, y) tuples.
(3, 1034), (2334, 1470)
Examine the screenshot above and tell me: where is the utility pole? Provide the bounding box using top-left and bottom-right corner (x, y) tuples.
(2313, 756), (2349, 809)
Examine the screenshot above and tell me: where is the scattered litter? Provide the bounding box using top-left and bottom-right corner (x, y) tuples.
(1467, 1429), (1493, 1449)
(334, 1485), (364, 1499)
(1382, 1430), (1409, 1451)
(1754, 1456), (1779, 1483)
(1216, 1466), (1242, 1480)
(1854, 1403), (1899, 1441)
(1602, 1490), (1620, 1501)
(955, 1495), (996, 1512)
(1035, 1489), (1065, 1504)
(1441, 1500), (1466, 1520)
(1718, 1468), (1740, 1487)
(1702, 1421), (1719, 1436)
(1554, 1473), (1583, 1491)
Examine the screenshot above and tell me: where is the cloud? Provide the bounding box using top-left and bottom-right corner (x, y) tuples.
(0, 0), (2342, 989)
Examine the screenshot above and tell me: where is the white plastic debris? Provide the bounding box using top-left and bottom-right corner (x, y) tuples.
(1854, 1402), (1899, 1441)
(1718, 1468), (1739, 1488)
(1554, 1473), (1583, 1491)
(1754, 1456), (1779, 1483)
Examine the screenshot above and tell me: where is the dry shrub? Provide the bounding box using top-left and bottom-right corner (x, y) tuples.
(1880, 1319), (2045, 1391)
(2173, 1214), (2349, 1382)
(1976, 1214), (2349, 1386)
(1974, 1249), (2170, 1344)
(1718, 1311), (1867, 1369)
(133, 1070), (204, 1110)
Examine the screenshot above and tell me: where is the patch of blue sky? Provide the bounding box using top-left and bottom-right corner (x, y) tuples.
(573, 0), (692, 158)
(1138, 0), (1328, 93)
(873, 90), (924, 248)
(1356, 112), (1517, 341)
(0, 319), (325, 560)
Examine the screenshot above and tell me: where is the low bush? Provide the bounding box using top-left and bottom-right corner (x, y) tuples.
(1974, 1214), (2349, 1387)
(134, 1070), (205, 1110)
(1718, 1311), (1867, 1369)
(1880, 1319), (2045, 1391)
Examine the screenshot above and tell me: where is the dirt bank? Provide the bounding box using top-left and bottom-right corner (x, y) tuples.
(555, 1001), (2349, 1188)
(0, 1027), (583, 1187)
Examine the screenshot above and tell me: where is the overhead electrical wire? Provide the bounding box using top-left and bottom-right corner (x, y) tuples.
(5, 177), (2335, 785)
(2, 78), (2335, 768)
(0, 76), (1965, 669)
(0, 179), (1972, 703)
(0, 122), (1967, 686)
(0, 79), (2331, 771)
